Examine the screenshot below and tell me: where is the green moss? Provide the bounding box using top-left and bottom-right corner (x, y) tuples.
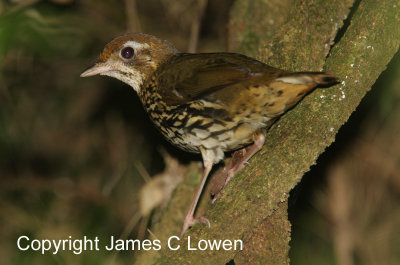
(136, 0), (400, 264)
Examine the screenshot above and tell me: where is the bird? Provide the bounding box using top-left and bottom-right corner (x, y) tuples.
(80, 33), (337, 237)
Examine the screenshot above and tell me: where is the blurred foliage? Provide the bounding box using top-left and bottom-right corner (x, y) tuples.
(290, 49), (400, 265)
(0, 0), (232, 264)
(0, 0), (399, 264)
(0, 1), (144, 265)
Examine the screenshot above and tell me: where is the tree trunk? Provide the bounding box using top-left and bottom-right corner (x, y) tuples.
(134, 0), (400, 264)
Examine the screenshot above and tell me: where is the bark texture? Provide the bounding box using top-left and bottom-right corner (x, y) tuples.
(134, 0), (400, 264)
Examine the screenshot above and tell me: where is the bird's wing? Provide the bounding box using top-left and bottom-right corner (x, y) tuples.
(155, 53), (281, 106)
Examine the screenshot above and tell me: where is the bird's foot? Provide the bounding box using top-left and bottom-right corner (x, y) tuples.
(180, 215), (210, 238)
(210, 149), (246, 203)
(210, 133), (265, 203)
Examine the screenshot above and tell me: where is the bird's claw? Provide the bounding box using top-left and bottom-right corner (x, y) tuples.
(180, 215), (210, 238)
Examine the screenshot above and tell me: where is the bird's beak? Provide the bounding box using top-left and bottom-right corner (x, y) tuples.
(80, 63), (113, 77)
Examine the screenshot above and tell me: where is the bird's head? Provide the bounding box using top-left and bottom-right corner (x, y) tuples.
(80, 33), (179, 93)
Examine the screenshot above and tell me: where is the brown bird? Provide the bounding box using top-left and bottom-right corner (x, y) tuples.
(81, 33), (337, 237)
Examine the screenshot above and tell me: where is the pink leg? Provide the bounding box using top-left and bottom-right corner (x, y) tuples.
(210, 133), (265, 202)
(180, 159), (212, 238)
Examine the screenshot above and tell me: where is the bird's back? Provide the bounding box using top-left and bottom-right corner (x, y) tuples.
(139, 52), (335, 154)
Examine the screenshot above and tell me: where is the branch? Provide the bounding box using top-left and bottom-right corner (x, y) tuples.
(134, 0), (400, 264)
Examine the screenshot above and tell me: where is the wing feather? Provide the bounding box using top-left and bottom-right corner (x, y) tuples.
(154, 53), (282, 106)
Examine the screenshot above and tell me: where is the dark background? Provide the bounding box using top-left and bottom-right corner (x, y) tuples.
(0, 1), (399, 264)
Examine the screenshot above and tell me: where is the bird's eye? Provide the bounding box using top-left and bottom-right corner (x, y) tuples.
(120, 47), (135, 59)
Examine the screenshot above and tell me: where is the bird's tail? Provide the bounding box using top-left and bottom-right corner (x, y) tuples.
(264, 71), (338, 116)
(306, 72), (338, 86)
(276, 72), (338, 87)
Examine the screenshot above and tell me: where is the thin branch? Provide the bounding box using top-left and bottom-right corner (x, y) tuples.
(134, 0), (400, 263)
(125, 0), (141, 32)
(187, 0), (208, 53)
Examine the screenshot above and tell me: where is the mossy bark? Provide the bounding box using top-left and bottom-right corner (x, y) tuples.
(134, 0), (400, 264)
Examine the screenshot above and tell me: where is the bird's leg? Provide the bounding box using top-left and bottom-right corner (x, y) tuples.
(210, 133), (265, 202)
(180, 159), (212, 238)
